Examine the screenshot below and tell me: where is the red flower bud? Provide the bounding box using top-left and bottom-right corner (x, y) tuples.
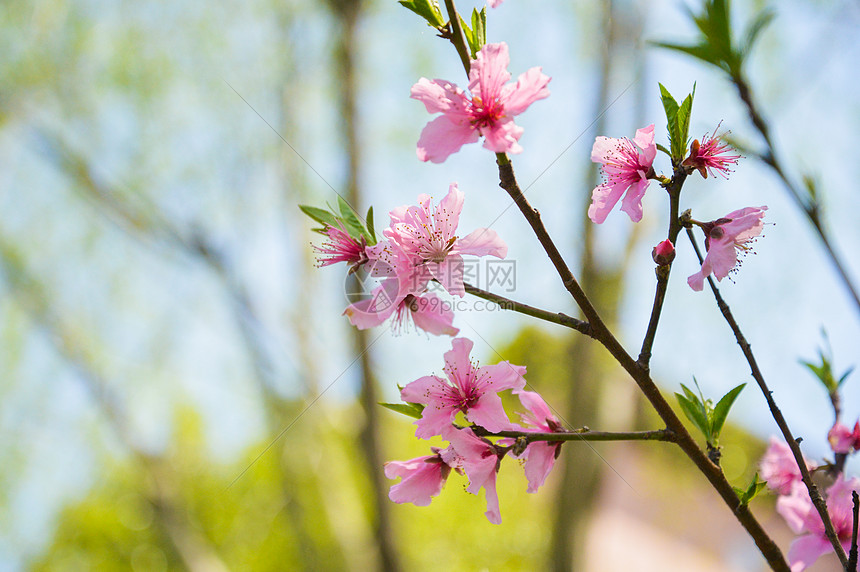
(652, 239), (675, 266)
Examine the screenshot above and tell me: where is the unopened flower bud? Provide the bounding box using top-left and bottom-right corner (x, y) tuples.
(652, 239), (675, 266)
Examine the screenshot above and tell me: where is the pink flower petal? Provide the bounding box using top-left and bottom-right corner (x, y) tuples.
(500, 66), (551, 116)
(427, 255), (466, 297)
(479, 116), (524, 154)
(410, 78), (471, 115)
(436, 183), (464, 238)
(619, 177), (650, 223)
(777, 483), (816, 535)
(468, 43), (512, 106)
(521, 442), (558, 493)
(632, 124), (656, 164)
(515, 390), (556, 430)
(409, 293), (459, 336)
(416, 115), (480, 163)
(466, 391), (514, 433)
(587, 181), (626, 224)
(477, 362), (527, 393)
(457, 228), (508, 258)
(786, 535), (832, 572)
(385, 454), (451, 506)
(400, 374), (445, 403)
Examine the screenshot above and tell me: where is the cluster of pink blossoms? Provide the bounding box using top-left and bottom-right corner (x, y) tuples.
(588, 124), (765, 290)
(385, 338), (564, 523)
(314, 184), (506, 335)
(760, 437), (860, 570)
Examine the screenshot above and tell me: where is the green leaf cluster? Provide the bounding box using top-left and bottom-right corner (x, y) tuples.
(398, 0), (445, 29)
(299, 196), (377, 245)
(675, 380), (745, 449)
(800, 334), (853, 395)
(459, 7), (487, 59)
(658, 83), (695, 165)
(732, 473), (767, 506)
(654, 0), (775, 79)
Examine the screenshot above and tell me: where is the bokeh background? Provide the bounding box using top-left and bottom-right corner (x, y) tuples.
(2, 0), (860, 570)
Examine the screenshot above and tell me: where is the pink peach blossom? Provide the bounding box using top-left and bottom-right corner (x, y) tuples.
(510, 390), (564, 493)
(487, 0), (504, 7)
(411, 42), (550, 162)
(313, 222), (368, 271)
(400, 337), (526, 439)
(384, 447), (452, 506)
(682, 130), (741, 179)
(777, 476), (860, 571)
(687, 206), (767, 292)
(343, 241), (458, 336)
(588, 124), (656, 224)
(828, 420), (860, 454)
(759, 436), (816, 495)
(442, 427), (504, 524)
(384, 183), (507, 297)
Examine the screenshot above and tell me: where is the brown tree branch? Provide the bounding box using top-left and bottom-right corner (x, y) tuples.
(685, 226), (846, 567)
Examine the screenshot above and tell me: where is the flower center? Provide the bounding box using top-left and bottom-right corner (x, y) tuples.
(469, 95), (504, 129)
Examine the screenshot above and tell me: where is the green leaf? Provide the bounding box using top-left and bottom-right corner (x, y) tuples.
(711, 382), (746, 441)
(735, 473), (767, 506)
(676, 392), (711, 441)
(675, 84), (695, 159)
(299, 205), (339, 229)
(365, 206), (376, 244)
(379, 402), (425, 419)
(398, 0), (445, 29)
(838, 367), (854, 387)
(652, 42), (723, 69)
(655, 143), (672, 157)
(337, 196), (368, 240)
(742, 9), (775, 56)
(658, 83), (680, 161)
(459, 14), (478, 58)
(470, 7), (486, 52)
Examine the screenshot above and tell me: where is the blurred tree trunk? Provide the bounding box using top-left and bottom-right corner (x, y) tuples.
(326, 0), (402, 570)
(549, 1), (644, 569)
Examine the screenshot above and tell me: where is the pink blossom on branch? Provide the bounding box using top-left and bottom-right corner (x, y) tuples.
(682, 130), (741, 179)
(411, 42), (550, 163)
(385, 183), (507, 297)
(759, 436), (816, 496)
(588, 124), (657, 224)
(442, 426), (505, 524)
(400, 337), (526, 439)
(313, 222), (368, 271)
(384, 447), (452, 506)
(487, 0), (504, 7)
(687, 206), (767, 292)
(828, 420), (860, 454)
(508, 390), (564, 493)
(343, 240), (459, 336)
(777, 476), (860, 571)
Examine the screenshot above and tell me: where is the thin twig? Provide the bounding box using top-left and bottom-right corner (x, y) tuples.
(442, 0), (472, 73)
(473, 427), (677, 443)
(685, 226), (848, 568)
(463, 282), (592, 336)
(849, 491), (859, 572)
(637, 172), (687, 370)
(733, 73), (860, 319)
